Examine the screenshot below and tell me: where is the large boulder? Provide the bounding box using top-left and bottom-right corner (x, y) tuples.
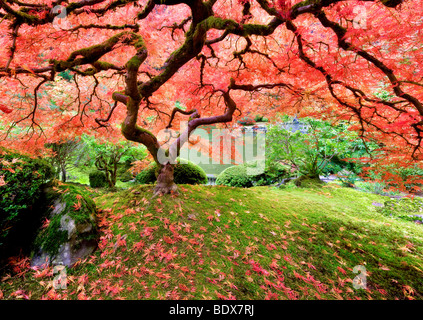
(31, 183), (98, 267)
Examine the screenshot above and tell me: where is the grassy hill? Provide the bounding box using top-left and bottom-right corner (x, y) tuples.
(1, 184), (423, 300)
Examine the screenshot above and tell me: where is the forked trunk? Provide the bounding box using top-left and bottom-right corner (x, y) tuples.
(154, 162), (178, 196)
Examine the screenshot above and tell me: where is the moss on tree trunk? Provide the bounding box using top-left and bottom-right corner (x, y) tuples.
(153, 163), (178, 196)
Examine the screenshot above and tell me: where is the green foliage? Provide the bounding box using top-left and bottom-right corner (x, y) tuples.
(173, 159), (208, 185)
(253, 115), (269, 123)
(0, 150), (53, 254)
(376, 197), (423, 223)
(335, 169), (360, 188)
(77, 134), (147, 169)
(216, 160), (290, 187)
(356, 180), (401, 196)
(34, 215), (68, 257)
(45, 139), (80, 182)
(135, 159), (208, 185)
(216, 165), (252, 187)
(89, 171), (108, 188)
(266, 116), (378, 183)
(117, 166), (134, 182)
(254, 114), (263, 122)
(135, 163), (157, 184)
(237, 116), (255, 126)
(74, 135), (147, 187)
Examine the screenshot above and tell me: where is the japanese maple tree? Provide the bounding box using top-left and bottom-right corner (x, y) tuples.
(0, 0), (422, 194)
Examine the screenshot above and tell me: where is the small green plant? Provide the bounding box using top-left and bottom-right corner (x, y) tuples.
(356, 181), (401, 196)
(89, 171), (108, 188)
(75, 135), (147, 187)
(336, 169), (360, 188)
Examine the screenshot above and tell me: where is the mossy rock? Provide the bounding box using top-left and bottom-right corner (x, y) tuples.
(31, 183), (98, 267)
(293, 175), (324, 188)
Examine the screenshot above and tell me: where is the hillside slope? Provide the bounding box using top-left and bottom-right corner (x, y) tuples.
(1, 184), (423, 300)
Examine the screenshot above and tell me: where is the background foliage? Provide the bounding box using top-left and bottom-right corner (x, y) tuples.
(0, 150), (53, 258)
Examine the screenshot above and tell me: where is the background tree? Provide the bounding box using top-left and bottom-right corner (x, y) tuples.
(0, 0), (422, 194)
(45, 139), (80, 182)
(94, 144), (128, 187)
(78, 135), (147, 187)
(266, 116), (379, 186)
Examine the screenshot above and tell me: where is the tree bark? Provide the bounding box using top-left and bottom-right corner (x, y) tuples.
(61, 165), (67, 183)
(153, 163), (178, 196)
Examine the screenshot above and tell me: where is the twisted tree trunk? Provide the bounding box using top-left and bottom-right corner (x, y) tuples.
(61, 165), (67, 183)
(153, 163), (178, 196)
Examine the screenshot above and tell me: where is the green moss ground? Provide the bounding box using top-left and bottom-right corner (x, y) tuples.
(1, 184), (423, 300)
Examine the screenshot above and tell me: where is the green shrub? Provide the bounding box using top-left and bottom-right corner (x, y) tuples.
(253, 162), (291, 186)
(89, 171), (108, 188)
(216, 165), (252, 187)
(135, 163), (156, 184)
(173, 160), (208, 185)
(254, 115), (264, 122)
(237, 116), (255, 126)
(117, 164), (134, 182)
(135, 159), (208, 185)
(356, 181), (400, 196)
(216, 160), (290, 188)
(0, 149), (53, 257)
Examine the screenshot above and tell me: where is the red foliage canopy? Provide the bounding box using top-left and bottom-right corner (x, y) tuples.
(0, 0), (421, 173)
